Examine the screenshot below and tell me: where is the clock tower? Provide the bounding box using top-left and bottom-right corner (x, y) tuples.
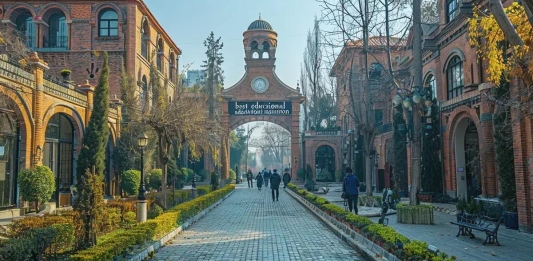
(218, 16), (304, 181)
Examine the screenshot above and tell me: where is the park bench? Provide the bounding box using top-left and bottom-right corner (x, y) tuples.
(450, 214), (503, 246)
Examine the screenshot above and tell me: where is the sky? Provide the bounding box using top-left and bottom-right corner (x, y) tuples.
(144, 0), (323, 88)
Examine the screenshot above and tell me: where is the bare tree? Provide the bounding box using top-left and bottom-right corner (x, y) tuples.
(320, 0), (410, 195)
(421, 0), (438, 24)
(251, 123), (291, 168)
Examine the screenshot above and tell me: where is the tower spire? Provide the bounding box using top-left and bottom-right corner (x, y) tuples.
(259, 13), (261, 19)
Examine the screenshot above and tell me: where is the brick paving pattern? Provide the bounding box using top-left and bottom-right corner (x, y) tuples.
(154, 184), (364, 261)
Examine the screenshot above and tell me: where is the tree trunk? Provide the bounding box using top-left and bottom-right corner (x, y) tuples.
(365, 154), (372, 196)
(158, 133), (167, 208)
(523, 0), (533, 27)
(488, 0), (524, 46)
(412, 0), (423, 205)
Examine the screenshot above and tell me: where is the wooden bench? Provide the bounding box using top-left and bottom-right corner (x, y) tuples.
(450, 215), (503, 246)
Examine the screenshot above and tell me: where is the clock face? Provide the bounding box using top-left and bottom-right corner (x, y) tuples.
(252, 77), (268, 93)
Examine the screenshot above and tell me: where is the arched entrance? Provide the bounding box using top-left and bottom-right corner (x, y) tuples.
(0, 111), (19, 207)
(454, 117), (481, 200)
(315, 145), (335, 181)
(42, 113), (75, 207)
(218, 18), (304, 180)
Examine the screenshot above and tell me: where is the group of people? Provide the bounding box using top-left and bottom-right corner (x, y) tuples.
(245, 167), (292, 201)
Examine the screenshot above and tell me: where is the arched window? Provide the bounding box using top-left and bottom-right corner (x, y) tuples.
(43, 114), (74, 206)
(48, 11), (68, 49)
(0, 111), (18, 207)
(140, 75), (148, 108)
(98, 8), (118, 37)
(251, 41), (258, 50)
(446, 56), (463, 99)
(252, 52), (259, 59)
(262, 41), (270, 50)
(262, 52), (270, 59)
(315, 145), (336, 181)
(424, 74), (437, 99)
(14, 10), (35, 48)
(141, 20), (149, 59)
(157, 38), (163, 71)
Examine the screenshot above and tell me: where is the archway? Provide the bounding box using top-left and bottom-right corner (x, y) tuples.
(454, 117), (481, 200)
(0, 111), (19, 208)
(315, 145), (335, 182)
(42, 113), (74, 207)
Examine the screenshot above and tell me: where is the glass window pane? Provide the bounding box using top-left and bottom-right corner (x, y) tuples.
(110, 21), (118, 28)
(110, 29), (118, 36)
(101, 10), (118, 20)
(100, 21), (108, 29)
(100, 29), (108, 36)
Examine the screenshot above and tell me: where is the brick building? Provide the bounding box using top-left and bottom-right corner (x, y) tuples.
(0, 53), (121, 216)
(330, 36), (408, 190)
(0, 0), (181, 101)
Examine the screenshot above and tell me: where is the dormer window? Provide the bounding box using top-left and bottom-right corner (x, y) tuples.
(446, 0), (459, 22)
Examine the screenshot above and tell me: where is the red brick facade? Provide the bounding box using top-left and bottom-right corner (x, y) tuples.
(1, 0), (181, 99)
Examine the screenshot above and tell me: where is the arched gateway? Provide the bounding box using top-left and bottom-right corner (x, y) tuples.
(219, 17), (304, 179)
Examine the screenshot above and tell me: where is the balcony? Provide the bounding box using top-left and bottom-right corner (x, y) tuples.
(32, 36), (68, 52)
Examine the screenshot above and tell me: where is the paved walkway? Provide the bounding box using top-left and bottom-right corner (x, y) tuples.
(154, 184), (364, 261)
(370, 211), (533, 261)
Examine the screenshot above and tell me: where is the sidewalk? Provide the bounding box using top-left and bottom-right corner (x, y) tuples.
(369, 211), (533, 261)
(154, 184), (365, 260)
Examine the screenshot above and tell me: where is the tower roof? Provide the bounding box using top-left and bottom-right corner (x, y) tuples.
(247, 18), (273, 30)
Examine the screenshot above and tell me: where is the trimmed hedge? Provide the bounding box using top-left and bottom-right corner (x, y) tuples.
(71, 185), (235, 261)
(286, 183), (455, 261)
(397, 203), (434, 225)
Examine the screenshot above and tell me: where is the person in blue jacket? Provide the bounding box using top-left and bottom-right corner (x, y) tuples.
(342, 167), (360, 214)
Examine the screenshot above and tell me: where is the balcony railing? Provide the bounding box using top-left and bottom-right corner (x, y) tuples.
(33, 36), (68, 52)
(0, 55), (35, 88)
(43, 78), (87, 106)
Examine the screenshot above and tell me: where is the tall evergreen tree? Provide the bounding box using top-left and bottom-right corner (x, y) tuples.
(421, 100), (442, 193)
(74, 51), (110, 248)
(392, 105), (408, 194)
(202, 31), (224, 120)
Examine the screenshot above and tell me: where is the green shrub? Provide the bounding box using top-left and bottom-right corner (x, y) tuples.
(345, 213), (373, 228)
(197, 185), (211, 196)
(147, 169), (162, 190)
(71, 185), (236, 261)
(148, 204), (164, 219)
(121, 170), (140, 196)
(229, 169), (236, 182)
(364, 223), (409, 246)
(0, 237), (35, 261)
(321, 204), (347, 218)
(18, 166), (56, 212)
(123, 211), (137, 228)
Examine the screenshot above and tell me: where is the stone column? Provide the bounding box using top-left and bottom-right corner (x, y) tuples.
(291, 98), (302, 180)
(78, 80), (95, 126)
(27, 52), (48, 167)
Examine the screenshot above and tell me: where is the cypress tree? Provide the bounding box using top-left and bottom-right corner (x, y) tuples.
(421, 100), (442, 193)
(74, 52), (110, 248)
(75, 52), (110, 178)
(392, 105), (408, 194)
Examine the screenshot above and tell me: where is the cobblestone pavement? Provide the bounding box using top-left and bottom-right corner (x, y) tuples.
(154, 184), (364, 261)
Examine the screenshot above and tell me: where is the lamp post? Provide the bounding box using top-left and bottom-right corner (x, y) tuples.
(137, 133), (148, 222)
(392, 86), (434, 205)
(235, 164), (239, 184)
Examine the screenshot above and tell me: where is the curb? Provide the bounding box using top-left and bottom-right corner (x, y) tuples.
(286, 189), (401, 261)
(127, 190), (235, 261)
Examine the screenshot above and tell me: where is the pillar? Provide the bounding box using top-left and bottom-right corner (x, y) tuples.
(479, 87), (497, 197)
(78, 80), (95, 126)
(27, 52), (48, 167)
(291, 98), (302, 180)
(510, 77), (533, 233)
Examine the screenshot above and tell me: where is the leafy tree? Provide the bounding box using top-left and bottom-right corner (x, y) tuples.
(210, 172), (219, 191)
(229, 169), (236, 183)
(18, 166), (55, 213)
(147, 169), (162, 191)
(121, 170), (141, 196)
(202, 31), (224, 120)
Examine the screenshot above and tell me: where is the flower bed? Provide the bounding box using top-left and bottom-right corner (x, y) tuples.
(285, 183), (455, 261)
(71, 185), (235, 261)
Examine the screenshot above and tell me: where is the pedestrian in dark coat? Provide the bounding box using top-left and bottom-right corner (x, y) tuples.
(282, 168), (291, 188)
(342, 167), (360, 214)
(256, 172), (263, 190)
(270, 169), (282, 201)
(264, 169), (271, 187)
(246, 170), (254, 188)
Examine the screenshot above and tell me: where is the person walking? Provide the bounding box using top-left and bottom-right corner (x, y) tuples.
(263, 168), (271, 187)
(270, 169), (282, 201)
(342, 167), (360, 214)
(246, 170), (254, 188)
(256, 172), (263, 191)
(282, 168), (291, 188)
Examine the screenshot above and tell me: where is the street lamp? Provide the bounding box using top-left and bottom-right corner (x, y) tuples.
(137, 133), (148, 223)
(392, 86), (434, 205)
(235, 164), (239, 184)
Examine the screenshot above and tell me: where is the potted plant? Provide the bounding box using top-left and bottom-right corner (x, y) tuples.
(60, 68), (72, 82)
(17, 166), (56, 213)
(465, 198), (479, 220)
(501, 196), (518, 229)
(456, 196), (467, 221)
